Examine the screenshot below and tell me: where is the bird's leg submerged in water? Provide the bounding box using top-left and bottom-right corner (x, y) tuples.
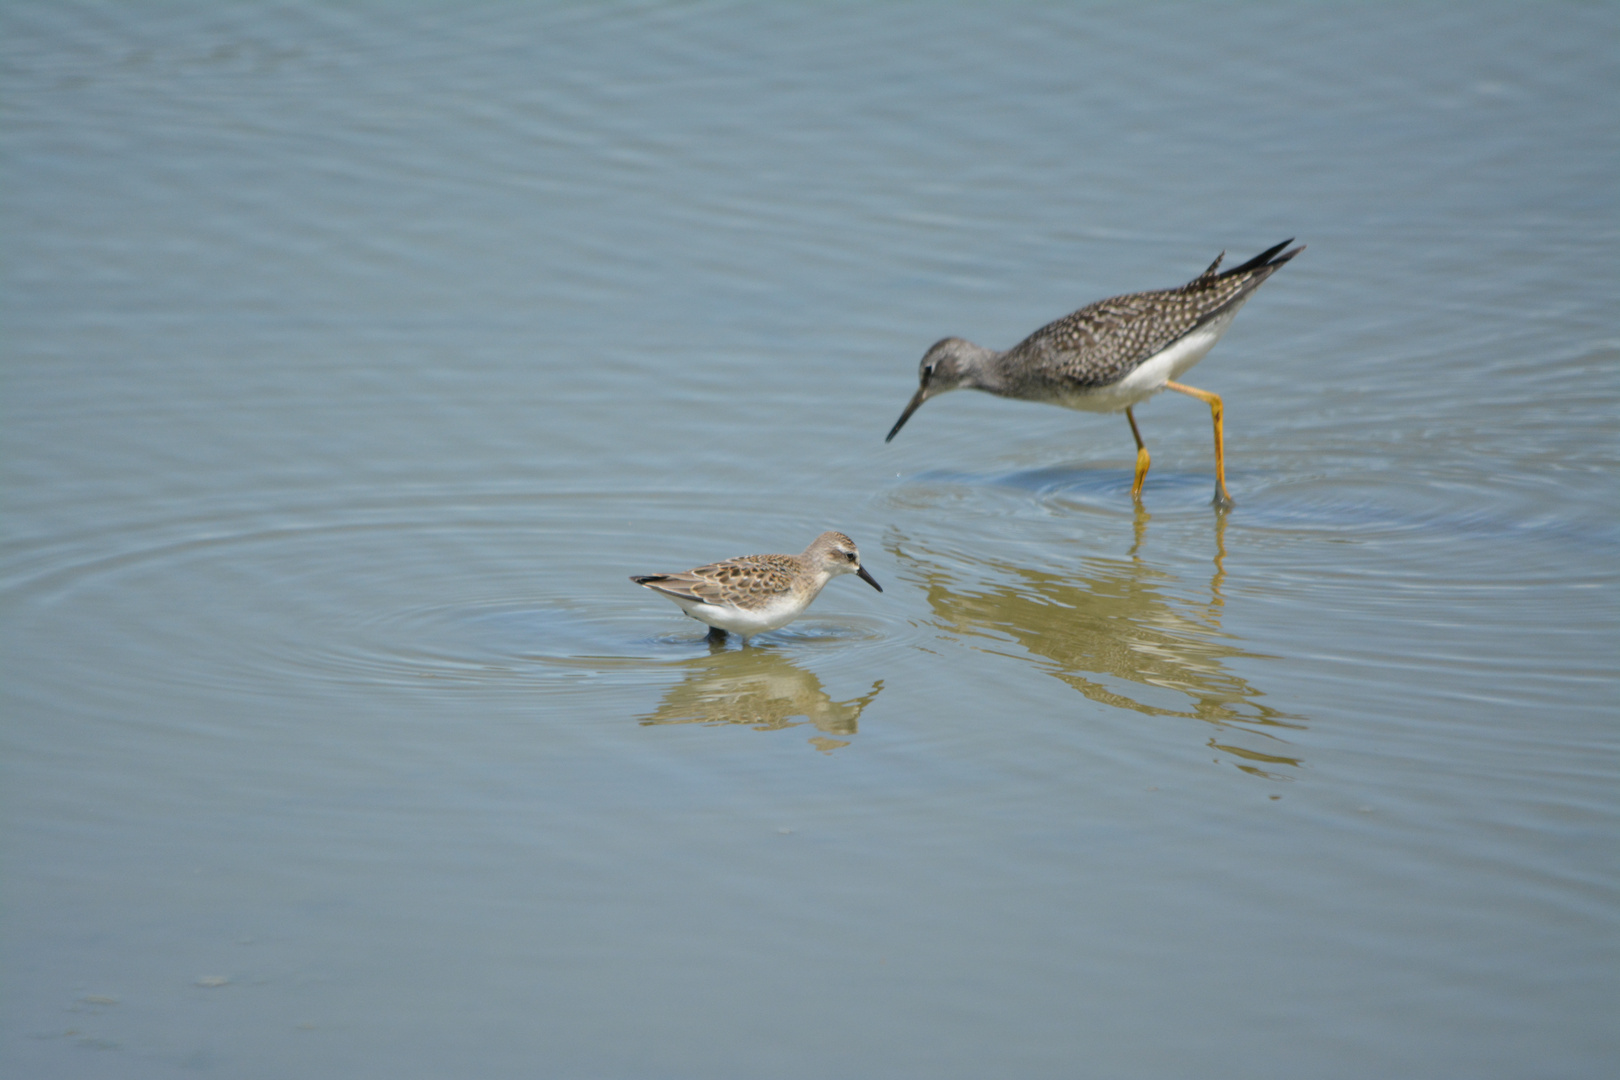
(1125, 406), (1151, 501)
(1165, 380), (1233, 509)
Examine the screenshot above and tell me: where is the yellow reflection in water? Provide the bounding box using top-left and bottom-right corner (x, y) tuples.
(899, 509), (1304, 779)
(638, 647), (883, 753)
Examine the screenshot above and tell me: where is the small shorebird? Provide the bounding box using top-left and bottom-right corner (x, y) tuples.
(886, 239), (1303, 508)
(631, 531), (882, 645)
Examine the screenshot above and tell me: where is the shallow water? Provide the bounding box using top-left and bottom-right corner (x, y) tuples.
(3, 3), (1617, 1077)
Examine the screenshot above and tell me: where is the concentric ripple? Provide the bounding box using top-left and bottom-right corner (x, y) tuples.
(0, 487), (899, 721)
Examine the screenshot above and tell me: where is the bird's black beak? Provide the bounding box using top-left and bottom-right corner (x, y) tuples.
(856, 565), (883, 592)
(885, 383), (929, 443)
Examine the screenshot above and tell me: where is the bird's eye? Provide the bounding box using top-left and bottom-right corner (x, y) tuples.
(924, 364), (936, 378)
(845, 552), (857, 562)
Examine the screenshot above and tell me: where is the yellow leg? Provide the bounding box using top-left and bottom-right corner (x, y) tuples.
(1125, 406), (1150, 501)
(1165, 381), (1233, 509)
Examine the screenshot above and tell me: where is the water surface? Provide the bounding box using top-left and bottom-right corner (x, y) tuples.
(3, 3), (1616, 1078)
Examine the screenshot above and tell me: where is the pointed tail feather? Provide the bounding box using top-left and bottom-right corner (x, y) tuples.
(1222, 239), (1303, 278)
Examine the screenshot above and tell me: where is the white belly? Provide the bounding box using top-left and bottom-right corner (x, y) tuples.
(674, 594), (807, 637)
(1058, 302), (1245, 413)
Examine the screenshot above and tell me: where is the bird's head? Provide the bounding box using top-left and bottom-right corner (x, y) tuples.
(885, 338), (986, 442)
(808, 531), (882, 592)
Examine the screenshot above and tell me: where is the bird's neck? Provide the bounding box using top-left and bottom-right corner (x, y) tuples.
(966, 345), (1012, 395)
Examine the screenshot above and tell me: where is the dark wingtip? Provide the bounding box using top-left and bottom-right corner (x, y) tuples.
(630, 574), (665, 585)
(1270, 238), (1304, 263)
(1220, 238), (1303, 278)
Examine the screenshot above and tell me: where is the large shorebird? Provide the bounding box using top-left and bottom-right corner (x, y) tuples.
(886, 240), (1303, 507)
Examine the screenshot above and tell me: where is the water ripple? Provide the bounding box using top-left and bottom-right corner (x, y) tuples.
(0, 488), (900, 718)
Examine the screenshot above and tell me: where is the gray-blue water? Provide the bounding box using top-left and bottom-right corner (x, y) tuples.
(3, 3), (1617, 1077)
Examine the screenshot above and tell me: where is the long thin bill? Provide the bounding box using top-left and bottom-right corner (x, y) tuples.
(856, 565), (883, 592)
(885, 387), (928, 442)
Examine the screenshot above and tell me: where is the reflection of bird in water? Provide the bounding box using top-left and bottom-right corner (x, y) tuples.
(638, 648), (883, 753)
(894, 513), (1304, 778)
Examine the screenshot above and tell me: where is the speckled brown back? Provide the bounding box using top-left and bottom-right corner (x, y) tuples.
(1007, 240), (1301, 389)
(635, 554), (800, 608)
